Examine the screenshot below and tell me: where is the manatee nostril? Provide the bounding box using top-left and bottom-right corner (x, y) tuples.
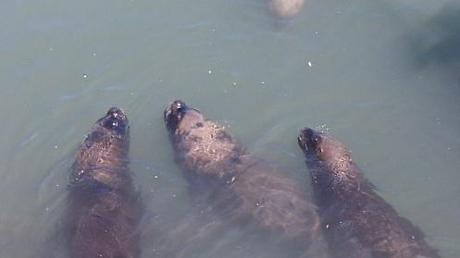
(171, 100), (187, 114)
(107, 107), (121, 115)
(298, 134), (309, 151)
(106, 107), (127, 121)
(97, 107), (129, 135)
(173, 100), (183, 109)
(313, 136), (320, 143)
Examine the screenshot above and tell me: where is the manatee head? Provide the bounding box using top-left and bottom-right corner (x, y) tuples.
(164, 100), (206, 136)
(71, 107), (130, 188)
(298, 128), (351, 164)
(298, 128), (360, 191)
(96, 107), (129, 137)
(297, 127), (321, 156)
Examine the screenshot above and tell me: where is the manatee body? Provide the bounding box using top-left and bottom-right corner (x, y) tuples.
(67, 108), (141, 258)
(297, 128), (440, 258)
(164, 100), (325, 256)
(267, 0), (304, 18)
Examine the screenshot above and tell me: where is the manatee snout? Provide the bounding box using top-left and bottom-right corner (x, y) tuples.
(298, 127), (320, 154)
(164, 100), (205, 135)
(164, 100), (189, 132)
(97, 107), (128, 136)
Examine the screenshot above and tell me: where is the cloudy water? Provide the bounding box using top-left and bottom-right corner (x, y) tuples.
(0, 0), (459, 257)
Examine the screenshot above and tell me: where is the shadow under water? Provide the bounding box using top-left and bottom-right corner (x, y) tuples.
(410, 2), (460, 80)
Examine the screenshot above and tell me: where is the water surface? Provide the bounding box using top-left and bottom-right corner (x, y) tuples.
(0, 0), (459, 257)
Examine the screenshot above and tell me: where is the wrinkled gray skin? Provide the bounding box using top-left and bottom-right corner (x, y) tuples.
(164, 100), (326, 257)
(298, 128), (440, 258)
(67, 108), (141, 258)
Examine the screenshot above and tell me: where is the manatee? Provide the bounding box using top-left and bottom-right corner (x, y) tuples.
(67, 108), (141, 258)
(164, 100), (326, 257)
(297, 127), (440, 258)
(267, 0), (304, 18)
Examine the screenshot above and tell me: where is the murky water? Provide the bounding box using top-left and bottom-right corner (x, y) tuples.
(0, 0), (459, 257)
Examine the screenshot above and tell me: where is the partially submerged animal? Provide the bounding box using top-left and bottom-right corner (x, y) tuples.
(298, 127), (440, 258)
(268, 0), (304, 18)
(164, 100), (326, 257)
(67, 108), (141, 258)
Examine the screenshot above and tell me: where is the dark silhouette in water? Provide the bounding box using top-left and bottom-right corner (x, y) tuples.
(410, 2), (460, 81)
(67, 108), (141, 258)
(298, 128), (440, 258)
(164, 100), (327, 257)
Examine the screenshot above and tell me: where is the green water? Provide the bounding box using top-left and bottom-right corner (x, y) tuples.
(0, 0), (459, 257)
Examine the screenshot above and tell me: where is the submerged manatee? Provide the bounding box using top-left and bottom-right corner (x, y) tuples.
(297, 128), (440, 258)
(164, 100), (326, 257)
(267, 0), (304, 18)
(67, 108), (141, 258)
